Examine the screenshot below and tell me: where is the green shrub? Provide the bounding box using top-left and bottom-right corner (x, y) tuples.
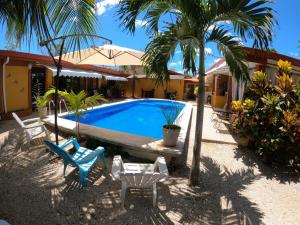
(232, 60), (300, 166)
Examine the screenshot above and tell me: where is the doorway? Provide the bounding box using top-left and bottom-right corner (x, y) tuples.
(31, 67), (46, 109)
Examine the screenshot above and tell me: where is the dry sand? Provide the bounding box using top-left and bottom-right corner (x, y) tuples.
(0, 108), (299, 225)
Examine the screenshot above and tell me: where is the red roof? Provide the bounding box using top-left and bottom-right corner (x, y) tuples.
(0, 50), (128, 77)
(243, 47), (300, 67)
(205, 48), (300, 74)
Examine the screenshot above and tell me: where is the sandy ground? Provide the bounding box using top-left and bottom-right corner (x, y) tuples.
(0, 108), (300, 225)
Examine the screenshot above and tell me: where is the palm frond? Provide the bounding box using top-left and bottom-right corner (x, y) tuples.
(206, 26), (249, 80)
(4, 0), (50, 47)
(47, 0), (99, 54)
(210, 0), (276, 49)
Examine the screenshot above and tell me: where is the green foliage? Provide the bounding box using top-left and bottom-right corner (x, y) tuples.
(232, 60), (300, 166)
(2, 0), (99, 53)
(194, 86), (198, 96)
(35, 94), (49, 109)
(60, 90), (106, 138)
(45, 88), (106, 138)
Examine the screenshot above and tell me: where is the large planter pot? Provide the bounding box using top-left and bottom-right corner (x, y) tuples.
(163, 125), (181, 147)
(38, 107), (47, 118)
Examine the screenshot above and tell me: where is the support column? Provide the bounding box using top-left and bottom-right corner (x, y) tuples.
(0, 65), (3, 117)
(227, 76), (232, 110)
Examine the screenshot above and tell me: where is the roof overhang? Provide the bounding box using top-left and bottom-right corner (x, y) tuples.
(127, 74), (184, 80)
(104, 75), (127, 81)
(45, 65), (102, 78)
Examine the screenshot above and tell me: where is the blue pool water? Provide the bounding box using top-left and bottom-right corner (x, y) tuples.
(63, 100), (185, 139)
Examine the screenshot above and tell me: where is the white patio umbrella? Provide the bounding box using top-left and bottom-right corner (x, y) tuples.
(61, 43), (144, 98)
(61, 43), (144, 66)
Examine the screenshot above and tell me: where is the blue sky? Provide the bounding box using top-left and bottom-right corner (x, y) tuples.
(0, 0), (299, 74)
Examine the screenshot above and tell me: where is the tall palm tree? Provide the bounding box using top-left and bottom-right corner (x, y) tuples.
(117, 0), (276, 185)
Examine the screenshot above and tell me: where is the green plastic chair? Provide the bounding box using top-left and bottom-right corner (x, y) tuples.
(44, 138), (107, 189)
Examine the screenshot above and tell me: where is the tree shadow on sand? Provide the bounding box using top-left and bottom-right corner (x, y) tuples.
(233, 146), (300, 184)
(1, 129), (263, 225)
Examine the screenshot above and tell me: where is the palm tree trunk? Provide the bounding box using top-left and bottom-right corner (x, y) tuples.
(189, 44), (206, 186)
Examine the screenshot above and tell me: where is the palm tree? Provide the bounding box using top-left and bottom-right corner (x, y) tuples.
(117, 0), (275, 185)
(58, 90), (106, 138)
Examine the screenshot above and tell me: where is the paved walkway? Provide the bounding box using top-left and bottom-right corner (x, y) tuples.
(202, 105), (237, 145)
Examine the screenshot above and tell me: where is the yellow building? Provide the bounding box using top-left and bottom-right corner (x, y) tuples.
(123, 66), (198, 100)
(0, 50), (128, 120)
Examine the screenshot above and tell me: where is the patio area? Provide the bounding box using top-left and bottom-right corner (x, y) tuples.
(0, 103), (299, 225)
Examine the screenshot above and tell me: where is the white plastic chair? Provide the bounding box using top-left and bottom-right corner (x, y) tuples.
(111, 155), (168, 208)
(12, 112), (50, 143)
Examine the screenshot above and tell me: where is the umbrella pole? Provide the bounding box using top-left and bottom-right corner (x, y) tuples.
(132, 75), (135, 98)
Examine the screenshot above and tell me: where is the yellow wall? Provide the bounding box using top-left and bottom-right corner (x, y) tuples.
(212, 95), (227, 108)
(5, 66), (29, 112)
(45, 68), (53, 91)
(125, 78), (185, 100)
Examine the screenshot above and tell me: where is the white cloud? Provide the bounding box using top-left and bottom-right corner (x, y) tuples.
(175, 48), (213, 56)
(169, 61), (182, 67)
(135, 19), (148, 27)
(96, 0), (119, 15)
(195, 48), (213, 55)
(205, 47), (212, 55)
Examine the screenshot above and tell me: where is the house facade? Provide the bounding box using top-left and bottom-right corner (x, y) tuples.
(205, 48), (300, 109)
(124, 66), (198, 100)
(0, 50), (128, 120)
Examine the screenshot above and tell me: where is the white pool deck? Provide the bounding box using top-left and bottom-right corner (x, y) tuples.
(201, 105), (237, 145)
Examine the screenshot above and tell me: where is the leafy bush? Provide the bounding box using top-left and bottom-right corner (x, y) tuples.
(35, 94), (49, 109)
(232, 60), (300, 166)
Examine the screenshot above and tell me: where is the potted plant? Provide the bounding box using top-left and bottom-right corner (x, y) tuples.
(35, 94), (49, 118)
(161, 103), (181, 147)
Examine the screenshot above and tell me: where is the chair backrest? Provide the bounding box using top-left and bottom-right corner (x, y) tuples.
(44, 140), (76, 165)
(112, 155), (169, 188)
(119, 172), (164, 188)
(12, 112), (25, 128)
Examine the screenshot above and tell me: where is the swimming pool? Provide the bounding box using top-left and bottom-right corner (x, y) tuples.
(63, 99), (185, 139)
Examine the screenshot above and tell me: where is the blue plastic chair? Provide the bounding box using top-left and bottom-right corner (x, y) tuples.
(44, 138), (107, 189)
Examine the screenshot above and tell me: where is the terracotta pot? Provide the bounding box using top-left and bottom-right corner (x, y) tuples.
(163, 125), (181, 147)
(38, 107), (47, 118)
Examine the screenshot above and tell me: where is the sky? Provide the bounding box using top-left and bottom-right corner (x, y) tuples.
(0, 0), (299, 74)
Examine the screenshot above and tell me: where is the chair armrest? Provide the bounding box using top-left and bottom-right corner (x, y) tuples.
(24, 123), (45, 129)
(111, 155), (123, 181)
(155, 157), (168, 179)
(58, 139), (75, 150)
(23, 117), (41, 124)
(75, 149), (101, 164)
